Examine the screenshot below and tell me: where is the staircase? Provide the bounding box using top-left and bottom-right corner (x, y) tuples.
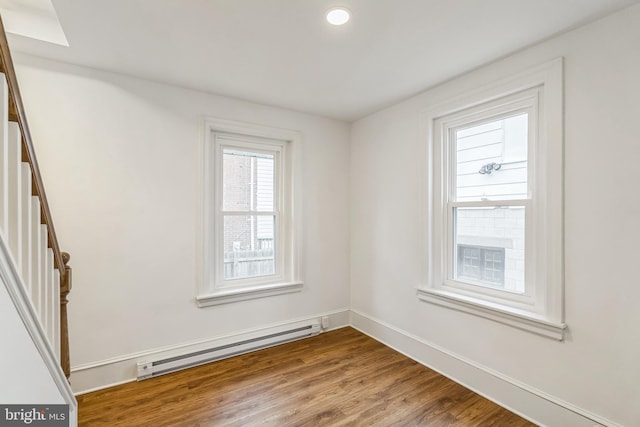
(0, 15), (75, 420)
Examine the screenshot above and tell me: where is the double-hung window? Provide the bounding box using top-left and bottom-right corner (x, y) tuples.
(418, 59), (565, 339)
(199, 118), (302, 307)
(220, 142), (280, 282)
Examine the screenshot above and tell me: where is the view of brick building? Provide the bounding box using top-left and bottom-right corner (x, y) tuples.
(222, 148), (276, 279)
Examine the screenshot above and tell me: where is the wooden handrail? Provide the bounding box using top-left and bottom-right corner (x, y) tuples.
(0, 19), (66, 275)
(0, 16), (71, 379)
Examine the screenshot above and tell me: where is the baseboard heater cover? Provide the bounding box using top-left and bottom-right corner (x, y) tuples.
(137, 322), (321, 380)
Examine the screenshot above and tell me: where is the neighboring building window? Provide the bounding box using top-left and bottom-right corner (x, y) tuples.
(199, 119), (302, 307)
(457, 245), (505, 287)
(418, 59), (565, 340)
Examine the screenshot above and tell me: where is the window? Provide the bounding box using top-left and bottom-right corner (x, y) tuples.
(453, 111), (528, 294)
(222, 146), (276, 281)
(417, 59), (565, 339)
(199, 118), (302, 307)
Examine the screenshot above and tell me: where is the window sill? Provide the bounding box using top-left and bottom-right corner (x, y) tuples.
(416, 287), (566, 340)
(197, 282), (303, 307)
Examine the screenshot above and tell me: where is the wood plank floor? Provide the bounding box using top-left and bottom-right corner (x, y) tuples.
(77, 327), (536, 426)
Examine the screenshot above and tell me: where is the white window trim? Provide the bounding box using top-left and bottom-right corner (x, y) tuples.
(417, 58), (566, 340)
(198, 118), (303, 307)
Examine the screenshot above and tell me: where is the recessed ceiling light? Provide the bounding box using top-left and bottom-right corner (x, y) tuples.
(326, 7), (351, 26)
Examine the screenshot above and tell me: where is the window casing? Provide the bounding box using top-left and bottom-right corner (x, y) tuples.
(199, 119), (302, 307)
(418, 59), (565, 340)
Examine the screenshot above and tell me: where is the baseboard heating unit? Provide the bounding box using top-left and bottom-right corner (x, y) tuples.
(136, 321), (321, 380)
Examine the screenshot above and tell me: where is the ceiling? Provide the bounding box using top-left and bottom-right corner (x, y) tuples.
(0, 0), (67, 45)
(4, 0), (639, 121)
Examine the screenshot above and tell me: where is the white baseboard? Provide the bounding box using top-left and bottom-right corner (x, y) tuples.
(71, 306), (618, 427)
(71, 308), (350, 395)
(349, 309), (617, 427)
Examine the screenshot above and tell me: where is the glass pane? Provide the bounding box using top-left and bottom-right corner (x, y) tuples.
(455, 113), (528, 202)
(223, 215), (275, 280)
(223, 149), (274, 212)
(454, 207), (525, 293)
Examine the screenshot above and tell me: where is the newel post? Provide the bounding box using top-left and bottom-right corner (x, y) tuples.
(60, 252), (72, 380)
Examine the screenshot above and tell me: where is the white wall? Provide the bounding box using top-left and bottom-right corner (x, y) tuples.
(13, 54), (351, 392)
(350, 4), (640, 427)
(0, 277), (64, 403)
(9, 4), (640, 425)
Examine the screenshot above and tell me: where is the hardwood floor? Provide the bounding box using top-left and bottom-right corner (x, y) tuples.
(77, 327), (535, 426)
